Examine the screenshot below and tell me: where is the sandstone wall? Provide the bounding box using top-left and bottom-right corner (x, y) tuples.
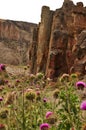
(30, 0), (86, 78)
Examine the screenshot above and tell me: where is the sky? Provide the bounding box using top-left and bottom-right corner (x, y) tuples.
(0, 0), (86, 23)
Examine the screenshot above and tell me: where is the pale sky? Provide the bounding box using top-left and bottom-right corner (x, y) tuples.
(0, 0), (86, 23)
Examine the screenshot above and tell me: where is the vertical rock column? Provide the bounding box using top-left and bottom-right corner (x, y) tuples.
(46, 29), (69, 78)
(36, 6), (53, 74)
(29, 28), (38, 74)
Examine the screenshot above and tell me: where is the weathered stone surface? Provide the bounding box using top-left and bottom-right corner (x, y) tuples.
(29, 28), (38, 74)
(71, 30), (86, 75)
(0, 19), (37, 65)
(30, 0), (86, 78)
(36, 6), (53, 73)
(29, 6), (53, 74)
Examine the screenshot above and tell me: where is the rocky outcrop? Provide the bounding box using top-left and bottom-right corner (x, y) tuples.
(0, 19), (37, 65)
(30, 0), (86, 78)
(71, 30), (86, 76)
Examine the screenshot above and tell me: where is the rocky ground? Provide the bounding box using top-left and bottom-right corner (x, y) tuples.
(6, 64), (29, 76)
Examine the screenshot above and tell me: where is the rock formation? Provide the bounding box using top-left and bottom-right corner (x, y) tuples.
(30, 0), (86, 78)
(0, 19), (37, 65)
(71, 30), (86, 76)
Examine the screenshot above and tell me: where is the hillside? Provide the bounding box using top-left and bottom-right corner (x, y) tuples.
(0, 19), (37, 65)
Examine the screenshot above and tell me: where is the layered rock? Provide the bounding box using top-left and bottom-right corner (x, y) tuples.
(0, 19), (37, 65)
(30, 0), (86, 78)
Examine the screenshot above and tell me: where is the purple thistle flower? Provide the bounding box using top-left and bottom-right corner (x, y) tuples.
(40, 123), (50, 130)
(80, 101), (86, 110)
(43, 98), (47, 103)
(76, 81), (86, 90)
(36, 91), (40, 95)
(5, 80), (8, 84)
(16, 80), (20, 83)
(46, 111), (53, 118)
(0, 64), (5, 71)
(0, 97), (3, 101)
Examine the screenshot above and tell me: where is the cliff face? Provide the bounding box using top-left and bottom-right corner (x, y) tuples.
(0, 19), (37, 65)
(30, 0), (86, 78)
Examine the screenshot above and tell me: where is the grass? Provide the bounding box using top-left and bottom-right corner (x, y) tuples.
(0, 65), (86, 130)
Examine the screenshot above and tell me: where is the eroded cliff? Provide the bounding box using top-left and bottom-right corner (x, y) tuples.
(30, 0), (86, 78)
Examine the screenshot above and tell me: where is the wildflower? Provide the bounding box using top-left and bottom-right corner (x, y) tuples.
(80, 101), (86, 110)
(70, 73), (78, 79)
(76, 81), (86, 90)
(24, 66), (27, 70)
(36, 95), (41, 101)
(36, 72), (44, 79)
(40, 123), (50, 130)
(16, 80), (20, 83)
(5, 80), (8, 84)
(0, 64), (5, 71)
(43, 98), (47, 103)
(60, 73), (69, 82)
(0, 124), (6, 130)
(15, 79), (20, 86)
(46, 111), (53, 118)
(0, 109), (8, 118)
(30, 74), (35, 79)
(36, 91), (40, 95)
(46, 111), (57, 124)
(36, 91), (41, 101)
(0, 97), (3, 101)
(25, 91), (36, 101)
